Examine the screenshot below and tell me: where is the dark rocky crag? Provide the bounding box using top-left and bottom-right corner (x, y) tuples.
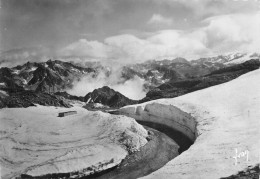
(54, 91), (85, 102)
(0, 60), (94, 108)
(84, 86), (138, 108)
(220, 164), (259, 179)
(0, 90), (72, 108)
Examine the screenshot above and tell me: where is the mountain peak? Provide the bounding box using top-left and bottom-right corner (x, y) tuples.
(84, 86), (137, 108)
(172, 57), (189, 64)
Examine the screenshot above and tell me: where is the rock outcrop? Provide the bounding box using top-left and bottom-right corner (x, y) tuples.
(0, 91), (72, 108)
(84, 86), (138, 108)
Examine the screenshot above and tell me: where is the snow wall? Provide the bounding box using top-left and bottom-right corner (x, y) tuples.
(118, 102), (198, 142)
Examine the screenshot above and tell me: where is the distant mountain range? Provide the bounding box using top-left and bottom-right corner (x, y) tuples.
(121, 52), (260, 91)
(0, 52), (259, 108)
(0, 59), (94, 92)
(140, 59), (260, 102)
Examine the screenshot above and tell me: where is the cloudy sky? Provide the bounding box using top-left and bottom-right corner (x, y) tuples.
(1, 0), (260, 66)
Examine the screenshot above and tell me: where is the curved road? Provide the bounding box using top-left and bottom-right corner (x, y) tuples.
(84, 123), (193, 179)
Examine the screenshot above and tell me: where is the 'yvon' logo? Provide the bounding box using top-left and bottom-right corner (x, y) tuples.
(233, 148), (249, 165)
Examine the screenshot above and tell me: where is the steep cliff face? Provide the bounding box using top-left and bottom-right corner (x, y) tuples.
(117, 68), (260, 179)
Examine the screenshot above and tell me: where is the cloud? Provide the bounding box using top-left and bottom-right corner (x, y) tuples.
(2, 0), (259, 55)
(59, 31), (210, 63)
(2, 12), (260, 67)
(149, 0), (260, 18)
(0, 47), (50, 67)
(201, 12), (260, 53)
(59, 39), (108, 58)
(147, 14), (173, 26)
(112, 76), (146, 100)
(59, 12), (260, 63)
(66, 67), (146, 100)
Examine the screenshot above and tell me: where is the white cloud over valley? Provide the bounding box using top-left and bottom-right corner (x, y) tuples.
(67, 69), (146, 100)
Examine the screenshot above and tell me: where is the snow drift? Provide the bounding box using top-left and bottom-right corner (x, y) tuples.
(0, 106), (148, 179)
(118, 68), (260, 178)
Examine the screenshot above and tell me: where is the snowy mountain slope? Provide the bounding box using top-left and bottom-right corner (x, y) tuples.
(118, 68), (260, 179)
(190, 52), (258, 65)
(140, 59), (260, 102)
(224, 52), (260, 65)
(0, 106), (148, 179)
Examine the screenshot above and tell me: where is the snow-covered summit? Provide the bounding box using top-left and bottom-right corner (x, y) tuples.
(224, 52), (260, 65)
(190, 52), (259, 66)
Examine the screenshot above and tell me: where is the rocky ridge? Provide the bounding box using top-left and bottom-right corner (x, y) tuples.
(0, 53), (259, 109)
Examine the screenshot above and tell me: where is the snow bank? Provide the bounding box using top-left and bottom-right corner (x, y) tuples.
(118, 69), (260, 178)
(0, 106), (148, 179)
(119, 103), (197, 141)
